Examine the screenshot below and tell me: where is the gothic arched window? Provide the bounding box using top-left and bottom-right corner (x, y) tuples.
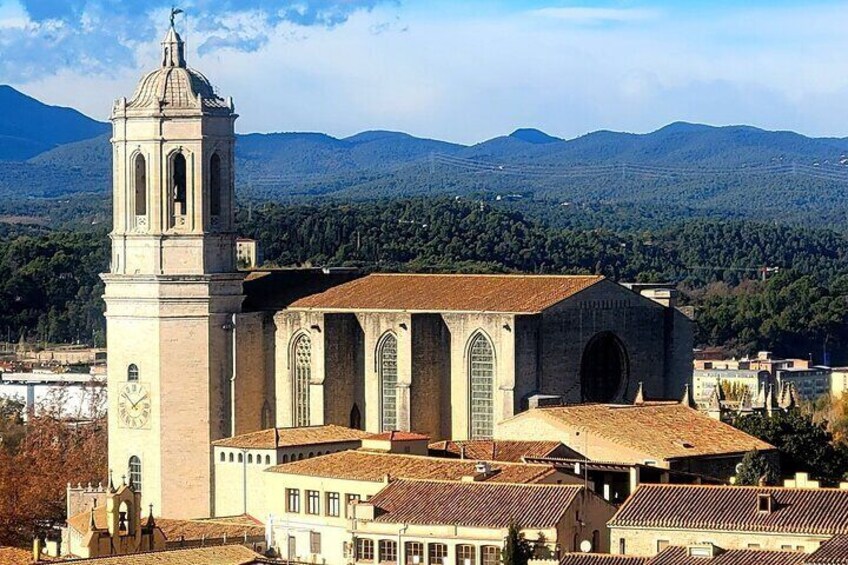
(292, 334), (311, 427)
(128, 455), (142, 492)
(468, 333), (495, 439)
(134, 153), (147, 216)
(378, 333), (398, 432)
(171, 152), (187, 216)
(127, 364), (139, 382)
(210, 153), (222, 217)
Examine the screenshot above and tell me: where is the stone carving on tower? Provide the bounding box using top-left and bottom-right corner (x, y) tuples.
(102, 17), (243, 519)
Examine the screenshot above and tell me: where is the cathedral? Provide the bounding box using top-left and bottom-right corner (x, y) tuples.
(104, 22), (694, 520)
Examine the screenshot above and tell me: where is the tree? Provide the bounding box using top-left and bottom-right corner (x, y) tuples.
(0, 395), (26, 451)
(532, 533), (553, 559)
(502, 522), (533, 565)
(0, 386), (107, 547)
(735, 450), (779, 486)
(733, 409), (848, 484)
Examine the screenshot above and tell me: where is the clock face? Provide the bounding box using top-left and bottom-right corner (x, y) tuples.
(117, 382), (152, 429)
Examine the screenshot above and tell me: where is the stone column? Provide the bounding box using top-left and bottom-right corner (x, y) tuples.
(396, 382), (411, 431)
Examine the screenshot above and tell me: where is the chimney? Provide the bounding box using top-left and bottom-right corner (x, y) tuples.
(639, 288), (678, 308)
(475, 461), (492, 475)
(33, 538), (42, 562)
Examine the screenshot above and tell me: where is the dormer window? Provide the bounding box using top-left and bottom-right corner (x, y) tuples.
(757, 492), (774, 513)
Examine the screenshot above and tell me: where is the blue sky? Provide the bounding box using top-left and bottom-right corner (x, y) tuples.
(1, 0), (847, 143)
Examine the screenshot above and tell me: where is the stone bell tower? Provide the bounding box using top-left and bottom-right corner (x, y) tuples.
(102, 19), (243, 519)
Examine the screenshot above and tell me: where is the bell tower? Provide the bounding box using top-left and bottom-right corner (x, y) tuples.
(102, 20), (243, 519)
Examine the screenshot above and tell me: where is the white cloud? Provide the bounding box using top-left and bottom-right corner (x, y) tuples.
(10, 1), (848, 144)
(530, 6), (660, 24)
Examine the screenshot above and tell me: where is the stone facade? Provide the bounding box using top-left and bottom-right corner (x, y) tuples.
(270, 280), (693, 440)
(104, 23), (243, 519)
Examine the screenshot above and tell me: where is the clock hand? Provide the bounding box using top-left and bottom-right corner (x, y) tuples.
(131, 393), (149, 410)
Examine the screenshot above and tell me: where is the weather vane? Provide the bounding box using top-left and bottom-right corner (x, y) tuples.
(170, 6), (184, 28)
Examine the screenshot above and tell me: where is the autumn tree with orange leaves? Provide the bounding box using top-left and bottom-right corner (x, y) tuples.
(0, 385), (107, 547)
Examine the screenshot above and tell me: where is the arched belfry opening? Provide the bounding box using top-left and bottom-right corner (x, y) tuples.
(171, 152), (187, 217)
(209, 153), (222, 217)
(580, 331), (629, 403)
(134, 154), (147, 216)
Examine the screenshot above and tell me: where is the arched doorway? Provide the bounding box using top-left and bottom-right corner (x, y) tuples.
(580, 332), (629, 402)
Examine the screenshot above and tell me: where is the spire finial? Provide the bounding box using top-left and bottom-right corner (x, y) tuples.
(680, 383), (695, 409)
(633, 382), (645, 405)
(170, 7), (184, 28)
(161, 12), (187, 68)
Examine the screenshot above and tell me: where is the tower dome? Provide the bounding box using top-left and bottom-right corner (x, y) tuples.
(120, 24), (232, 115)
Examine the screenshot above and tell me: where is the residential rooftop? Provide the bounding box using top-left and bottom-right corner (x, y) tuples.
(211, 424), (370, 449)
(367, 431), (430, 441)
(559, 547), (812, 565)
(288, 273), (605, 313)
(559, 555), (647, 565)
(156, 515), (264, 542)
(610, 484), (848, 536)
(513, 403), (774, 460)
(42, 545), (263, 564)
(365, 479), (586, 529)
(0, 547), (32, 565)
(68, 507), (263, 542)
(807, 534), (848, 565)
(428, 439), (569, 462)
(649, 546), (806, 565)
(265, 450), (559, 483)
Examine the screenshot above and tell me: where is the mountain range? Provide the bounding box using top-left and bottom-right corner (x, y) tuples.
(3, 85), (848, 224)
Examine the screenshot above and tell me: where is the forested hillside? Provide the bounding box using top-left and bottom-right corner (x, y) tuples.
(0, 86), (108, 161)
(5, 81), (848, 226)
(5, 197), (848, 363)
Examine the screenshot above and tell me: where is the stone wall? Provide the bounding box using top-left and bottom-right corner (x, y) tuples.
(324, 313), (363, 428)
(273, 280), (694, 441)
(411, 314), (450, 438)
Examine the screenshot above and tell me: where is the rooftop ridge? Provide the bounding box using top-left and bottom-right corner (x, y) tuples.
(363, 273), (604, 278)
(385, 477), (582, 489)
(635, 482), (848, 492)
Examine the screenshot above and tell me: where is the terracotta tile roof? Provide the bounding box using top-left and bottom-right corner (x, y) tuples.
(212, 425), (370, 449)
(559, 554), (647, 565)
(51, 545), (263, 564)
(289, 274), (604, 313)
(808, 534), (848, 564)
(266, 450), (556, 483)
(609, 484), (848, 536)
(67, 505), (107, 535)
(368, 431), (430, 441)
(367, 479), (584, 528)
(0, 547), (32, 565)
(648, 546), (806, 565)
(68, 508), (264, 543)
(428, 440), (567, 462)
(157, 516), (264, 541)
(520, 403), (774, 461)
